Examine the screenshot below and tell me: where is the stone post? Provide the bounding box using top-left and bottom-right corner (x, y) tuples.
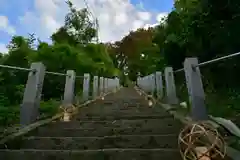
(116, 78), (120, 88)
(20, 62), (46, 126)
(99, 77), (104, 95)
(151, 74), (155, 96)
(82, 73), (90, 101)
(104, 78), (108, 93)
(62, 70), (76, 106)
(139, 77), (143, 89)
(156, 71), (163, 98)
(109, 78), (113, 91)
(164, 67), (178, 104)
(93, 76), (98, 99)
(147, 75), (152, 93)
(184, 58), (208, 120)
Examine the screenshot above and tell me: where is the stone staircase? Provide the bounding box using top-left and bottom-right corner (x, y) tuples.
(0, 87), (183, 159)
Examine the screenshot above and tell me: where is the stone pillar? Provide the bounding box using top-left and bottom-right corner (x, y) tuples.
(109, 79), (112, 91)
(164, 67), (178, 104)
(82, 73), (90, 101)
(156, 71), (163, 98)
(93, 76), (98, 99)
(114, 77), (118, 90)
(62, 70), (76, 106)
(107, 78), (110, 92)
(104, 78), (108, 93)
(139, 77), (143, 89)
(142, 77), (145, 90)
(151, 74), (155, 96)
(99, 77), (104, 95)
(116, 78), (120, 88)
(112, 78), (116, 89)
(137, 77), (139, 86)
(20, 62), (46, 126)
(184, 58), (208, 120)
(147, 75), (152, 93)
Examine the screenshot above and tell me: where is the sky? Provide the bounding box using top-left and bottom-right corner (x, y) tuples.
(0, 0), (174, 53)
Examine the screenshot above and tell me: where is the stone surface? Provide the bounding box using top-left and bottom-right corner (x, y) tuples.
(184, 58), (208, 120)
(62, 70), (76, 106)
(9, 134), (178, 150)
(1, 87), (184, 160)
(82, 73), (90, 101)
(164, 67), (178, 104)
(0, 149), (182, 160)
(20, 62), (46, 126)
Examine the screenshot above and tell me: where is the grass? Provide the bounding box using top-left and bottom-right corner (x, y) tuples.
(0, 99), (61, 127)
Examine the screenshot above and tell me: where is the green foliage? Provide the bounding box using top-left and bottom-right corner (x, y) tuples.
(39, 100), (61, 118)
(107, 0), (240, 119)
(108, 28), (166, 81)
(151, 0), (240, 118)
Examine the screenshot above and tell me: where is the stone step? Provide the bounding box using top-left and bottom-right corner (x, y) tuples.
(6, 134), (178, 150)
(74, 114), (173, 121)
(0, 148), (182, 160)
(75, 111), (170, 119)
(82, 102), (151, 111)
(29, 124), (181, 137)
(46, 118), (182, 130)
(77, 105), (166, 111)
(78, 103), (158, 109)
(93, 100), (149, 106)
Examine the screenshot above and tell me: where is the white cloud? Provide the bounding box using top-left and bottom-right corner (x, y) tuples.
(133, 20), (144, 31)
(0, 43), (8, 54)
(137, 12), (151, 21)
(115, 13), (128, 26)
(0, 15), (16, 35)
(19, 0), (157, 43)
(41, 15), (61, 33)
(143, 12), (169, 29)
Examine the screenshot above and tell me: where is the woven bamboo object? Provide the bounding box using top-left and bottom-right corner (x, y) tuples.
(178, 121), (226, 160)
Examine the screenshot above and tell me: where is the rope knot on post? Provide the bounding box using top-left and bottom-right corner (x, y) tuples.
(178, 121), (226, 160)
(59, 104), (77, 122)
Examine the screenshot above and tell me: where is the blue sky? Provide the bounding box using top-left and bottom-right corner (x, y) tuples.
(0, 0), (174, 53)
(131, 0), (174, 12)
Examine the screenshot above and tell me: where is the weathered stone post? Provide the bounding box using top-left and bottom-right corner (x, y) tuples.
(137, 77), (140, 87)
(145, 75), (150, 93)
(20, 62), (46, 126)
(107, 78), (110, 92)
(184, 58), (208, 120)
(164, 67), (178, 104)
(82, 73), (90, 102)
(156, 71), (163, 98)
(139, 77), (143, 89)
(142, 76), (147, 92)
(93, 76), (98, 99)
(108, 78), (113, 91)
(116, 77), (120, 88)
(104, 78), (108, 93)
(99, 77), (104, 95)
(112, 78), (116, 89)
(62, 70), (76, 106)
(151, 74), (155, 96)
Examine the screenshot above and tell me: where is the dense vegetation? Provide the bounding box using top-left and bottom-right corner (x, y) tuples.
(109, 0), (240, 119)
(1, 0), (240, 128)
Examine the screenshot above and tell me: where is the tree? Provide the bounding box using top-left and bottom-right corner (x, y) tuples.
(52, 1), (96, 45)
(108, 28), (165, 81)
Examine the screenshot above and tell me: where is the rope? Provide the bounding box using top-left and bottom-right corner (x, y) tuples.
(0, 64), (83, 78)
(173, 51), (240, 72)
